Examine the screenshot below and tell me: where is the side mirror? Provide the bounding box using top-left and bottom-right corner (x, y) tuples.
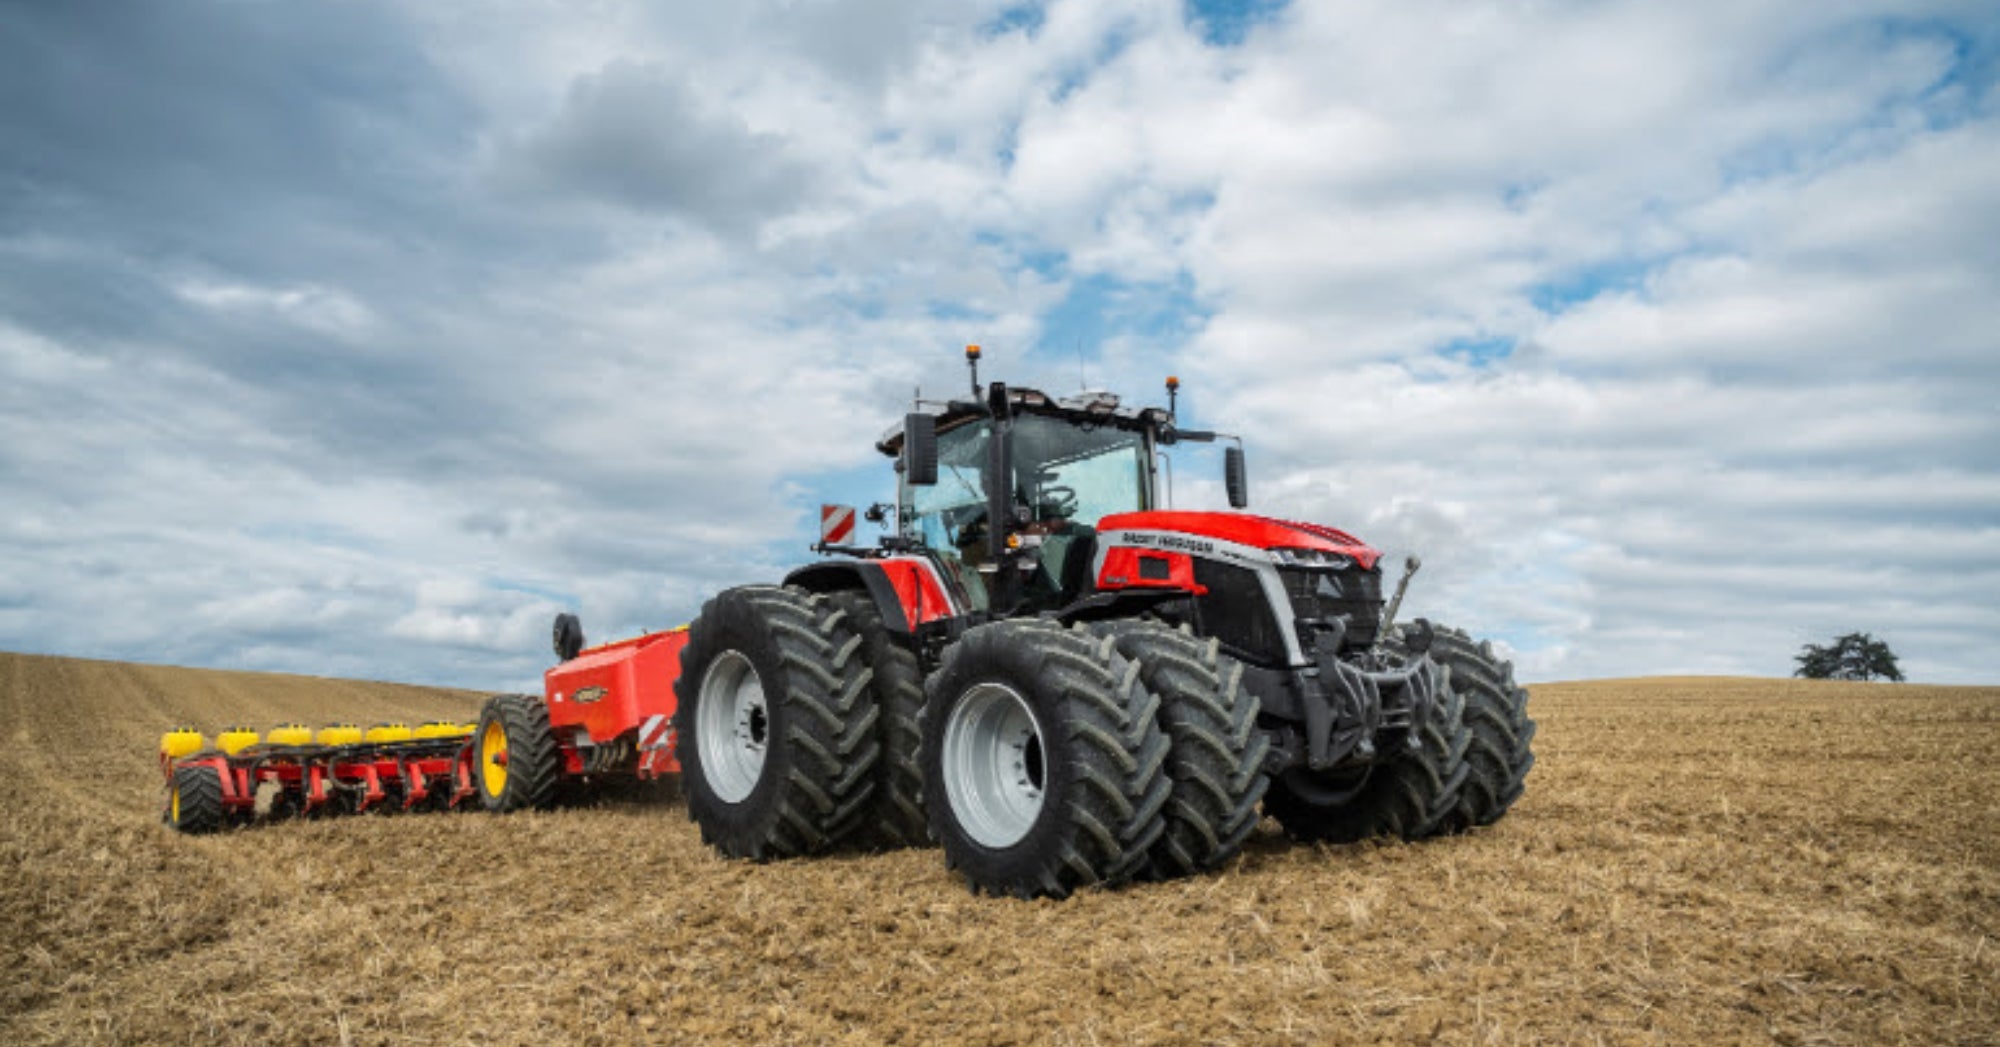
(904, 413), (938, 486)
(1224, 445), (1249, 509)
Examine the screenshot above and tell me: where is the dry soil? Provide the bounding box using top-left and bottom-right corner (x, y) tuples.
(1, 652), (1994, 1045)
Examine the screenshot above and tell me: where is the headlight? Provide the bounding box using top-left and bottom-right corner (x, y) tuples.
(1272, 547), (1354, 570)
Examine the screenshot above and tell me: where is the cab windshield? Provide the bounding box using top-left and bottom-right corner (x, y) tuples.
(904, 413), (1150, 607)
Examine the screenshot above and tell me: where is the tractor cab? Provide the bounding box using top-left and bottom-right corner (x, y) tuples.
(877, 347), (1246, 616)
(893, 393), (1154, 611)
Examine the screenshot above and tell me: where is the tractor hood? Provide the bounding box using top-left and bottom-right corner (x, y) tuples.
(1095, 511), (1383, 571)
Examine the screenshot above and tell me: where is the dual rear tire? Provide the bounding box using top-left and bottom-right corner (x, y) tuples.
(672, 586), (879, 860)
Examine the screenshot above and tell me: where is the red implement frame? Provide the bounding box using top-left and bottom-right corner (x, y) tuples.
(162, 738), (479, 824)
(542, 626), (689, 778)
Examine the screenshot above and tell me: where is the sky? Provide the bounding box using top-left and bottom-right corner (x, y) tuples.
(2, 0), (1996, 689)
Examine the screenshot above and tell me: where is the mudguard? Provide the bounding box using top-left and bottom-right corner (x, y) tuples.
(785, 557), (957, 634)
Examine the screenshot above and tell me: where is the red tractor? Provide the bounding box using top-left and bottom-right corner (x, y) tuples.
(517, 347), (1530, 897)
(162, 348), (1534, 903)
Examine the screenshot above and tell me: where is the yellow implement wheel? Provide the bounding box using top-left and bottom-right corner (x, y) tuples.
(164, 764), (226, 834)
(473, 694), (559, 812)
(480, 719), (509, 798)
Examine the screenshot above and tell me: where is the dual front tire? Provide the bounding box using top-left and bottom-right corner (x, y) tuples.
(922, 620), (1171, 899)
(1262, 620), (1535, 842)
(923, 619), (1283, 897)
(1093, 621), (1270, 879)
(1415, 625), (1537, 831)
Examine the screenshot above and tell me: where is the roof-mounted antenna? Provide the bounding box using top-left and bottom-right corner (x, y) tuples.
(1166, 375), (1180, 420)
(965, 344), (982, 399)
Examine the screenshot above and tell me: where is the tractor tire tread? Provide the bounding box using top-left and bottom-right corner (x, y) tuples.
(674, 585), (880, 860)
(479, 693), (561, 812)
(826, 592), (929, 849)
(1401, 624), (1537, 830)
(1263, 655), (1470, 843)
(923, 621), (1169, 899)
(1092, 620), (1269, 879)
(166, 764), (227, 834)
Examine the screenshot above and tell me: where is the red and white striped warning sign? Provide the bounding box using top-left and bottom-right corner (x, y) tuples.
(820, 504), (856, 545)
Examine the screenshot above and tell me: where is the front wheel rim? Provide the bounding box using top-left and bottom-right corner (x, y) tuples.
(941, 682), (1047, 849)
(697, 650), (769, 803)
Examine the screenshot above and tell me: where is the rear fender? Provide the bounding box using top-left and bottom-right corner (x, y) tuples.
(785, 557), (956, 634)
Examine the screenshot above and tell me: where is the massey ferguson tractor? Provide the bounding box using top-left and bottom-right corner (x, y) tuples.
(159, 347), (1533, 901)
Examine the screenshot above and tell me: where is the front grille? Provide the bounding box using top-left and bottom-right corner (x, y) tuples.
(1279, 564), (1384, 651)
(1191, 560), (1289, 667)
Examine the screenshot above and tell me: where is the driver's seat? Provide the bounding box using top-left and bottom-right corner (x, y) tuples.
(1032, 527), (1097, 609)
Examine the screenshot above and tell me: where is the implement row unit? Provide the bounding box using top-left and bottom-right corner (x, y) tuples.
(160, 723), (479, 830)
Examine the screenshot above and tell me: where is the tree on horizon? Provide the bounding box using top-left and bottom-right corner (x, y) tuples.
(1794, 632), (1904, 682)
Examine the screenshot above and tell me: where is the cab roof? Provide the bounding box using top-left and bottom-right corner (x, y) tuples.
(875, 386), (1175, 456)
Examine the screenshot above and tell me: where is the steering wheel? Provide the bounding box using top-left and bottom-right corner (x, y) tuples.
(1038, 485), (1079, 517)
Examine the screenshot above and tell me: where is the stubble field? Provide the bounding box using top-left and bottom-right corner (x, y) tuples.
(1, 651), (1994, 1045)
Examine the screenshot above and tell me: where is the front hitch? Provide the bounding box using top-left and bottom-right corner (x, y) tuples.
(1299, 621), (1438, 771)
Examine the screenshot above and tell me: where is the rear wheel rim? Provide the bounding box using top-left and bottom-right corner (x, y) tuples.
(697, 650), (768, 803)
(480, 721), (509, 797)
(941, 682), (1046, 848)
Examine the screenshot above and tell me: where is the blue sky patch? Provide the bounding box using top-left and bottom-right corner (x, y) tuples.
(1440, 335), (1516, 367)
(927, 300), (992, 324)
(1037, 272), (1210, 355)
(1882, 16), (2000, 111)
(1186, 0), (1288, 47)
(1530, 259), (1656, 315)
(1052, 21), (1139, 103)
(981, 4), (1045, 38)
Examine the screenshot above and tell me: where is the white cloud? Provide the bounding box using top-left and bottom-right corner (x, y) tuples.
(0, 0), (1994, 686)
(174, 278), (378, 335)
